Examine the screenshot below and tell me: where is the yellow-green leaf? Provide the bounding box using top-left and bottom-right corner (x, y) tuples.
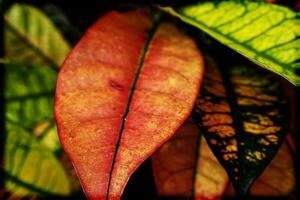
(161, 1), (300, 86)
(33, 120), (61, 152)
(4, 3), (71, 69)
(4, 122), (71, 197)
(4, 63), (65, 196)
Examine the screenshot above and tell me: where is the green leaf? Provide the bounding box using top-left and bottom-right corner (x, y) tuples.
(3, 4), (71, 195)
(5, 63), (56, 128)
(4, 3), (71, 69)
(161, 1), (300, 86)
(4, 62), (67, 196)
(33, 120), (61, 153)
(192, 55), (289, 195)
(4, 122), (71, 197)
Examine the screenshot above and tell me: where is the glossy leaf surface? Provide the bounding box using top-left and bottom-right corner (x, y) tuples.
(161, 1), (300, 86)
(152, 118), (228, 199)
(192, 56), (288, 194)
(55, 10), (204, 199)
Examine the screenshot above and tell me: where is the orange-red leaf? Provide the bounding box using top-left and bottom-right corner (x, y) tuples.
(54, 10), (204, 199)
(152, 118), (228, 199)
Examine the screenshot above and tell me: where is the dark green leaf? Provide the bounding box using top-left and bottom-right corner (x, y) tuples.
(161, 1), (300, 86)
(192, 56), (289, 194)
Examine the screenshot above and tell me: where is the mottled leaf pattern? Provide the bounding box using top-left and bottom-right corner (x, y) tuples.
(4, 122), (71, 197)
(192, 56), (289, 194)
(225, 140), (295, 197)
(152, 118), (228, 199)
(250, 140), (295, 196)
(161, 1), (300, 86)
(4, 3), (71, 69)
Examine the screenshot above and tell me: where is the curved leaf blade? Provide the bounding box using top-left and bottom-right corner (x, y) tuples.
(4, 122), (71, 197)
(4, 3), (71, 69)
(152, 118), (228, 199)
(55, 10), (204, 199)
(192, 56), (289, 194)
(161, 1), (300, 86)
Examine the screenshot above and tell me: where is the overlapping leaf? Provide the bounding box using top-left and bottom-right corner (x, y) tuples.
(3, 4), (73, 197)
(5, 63), (61, 152)
(3, 3), (70, 152)
(192, 56), (289, 194)
(55, 10), (204, 199)
(250, 140), (295, 196)
(161, 1), (300, 86)
(225, 139), (295, 197)
(3, 63), (69, 196)
(4, 3), (71, 69)
(152, 118), (228, 199)
(4, 122), (71, 197)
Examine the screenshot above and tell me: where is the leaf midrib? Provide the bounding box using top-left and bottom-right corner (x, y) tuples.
(105, 18), (161, 199)
(219, 64), (248, 195)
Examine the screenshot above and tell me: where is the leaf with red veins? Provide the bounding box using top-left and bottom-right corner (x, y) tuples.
(55, 10), (204, 200)
(152, 118), (228, 199)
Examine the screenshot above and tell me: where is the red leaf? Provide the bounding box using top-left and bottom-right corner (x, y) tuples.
(152, 118), (228, 199)
(54, 10), (204, 199)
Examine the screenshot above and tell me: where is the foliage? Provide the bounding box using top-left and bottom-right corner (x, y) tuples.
(161, 1), (300, 86)
(1, 1), (298, 200)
